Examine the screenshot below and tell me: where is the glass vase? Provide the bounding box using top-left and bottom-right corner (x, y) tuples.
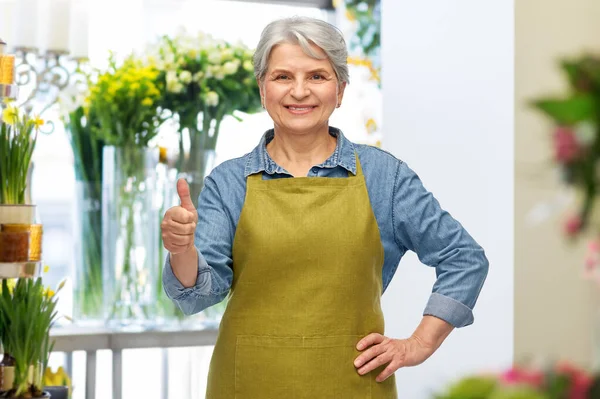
(102, 146), (159, 327)
(72, 180), (103, 323)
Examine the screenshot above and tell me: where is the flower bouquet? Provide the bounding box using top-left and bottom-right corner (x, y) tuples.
(87, 53), (165, 325)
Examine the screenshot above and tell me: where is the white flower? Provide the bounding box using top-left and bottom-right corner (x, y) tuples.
(179, 70), (193, 84)
(214, 69), (225, 80)
(208, 50), (222, 64)
(164, 52), (175, 65)
(205, 91), (219, 106)
(166, 71), (184, 93)
(220, 48), (234, 62)
(222, 60), (239, 75)
(192, 71), (204, 82)
(574, 121), (596, 146)
(243, 60), (253, 72)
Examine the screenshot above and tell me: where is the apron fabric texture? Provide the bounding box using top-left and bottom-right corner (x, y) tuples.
(206, 155), (397, 398)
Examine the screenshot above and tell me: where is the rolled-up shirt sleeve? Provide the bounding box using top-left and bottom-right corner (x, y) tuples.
(162, 174), (234, 316)
(392, 161), (489, 328)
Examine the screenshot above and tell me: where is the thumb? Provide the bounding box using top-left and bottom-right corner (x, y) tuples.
(176, 178), (195, 212)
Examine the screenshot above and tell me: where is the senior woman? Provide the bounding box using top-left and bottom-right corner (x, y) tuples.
(161, 16), (488, 399)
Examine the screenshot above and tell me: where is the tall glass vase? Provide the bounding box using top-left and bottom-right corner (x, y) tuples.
(72, 180), (103, 323)
(102, 146), (159, 327)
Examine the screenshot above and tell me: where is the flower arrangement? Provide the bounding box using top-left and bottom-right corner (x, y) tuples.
(530, 54), (600, 285)
(88, 53), (164, 147)
(531, 55), (600, 239)
(86, 53), (165, 324)
(436, 362), (600, 399)
(0, 277), (65, 398)
(150, 29), (261, 204)
(0, 102), (43, 205)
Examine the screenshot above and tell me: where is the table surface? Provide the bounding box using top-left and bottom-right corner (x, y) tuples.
(50, 324), (220, 352)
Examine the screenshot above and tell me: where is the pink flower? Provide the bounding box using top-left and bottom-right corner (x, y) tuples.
(564, 215), (583, 236)
(554, 127), (581, 163)
(554, 361), (593, 399)
(500, 366), (545, 387)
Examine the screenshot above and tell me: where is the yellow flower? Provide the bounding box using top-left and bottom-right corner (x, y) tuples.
(345, 9), (356, 21)
(141, 97), (153, 106)
(365, 118), (378, 134)
(0, 279), (16, 294)
(32, 115), (44, 129)
(2, 97), (14, 105)
(43, 265), (50, 273)
(2, 105), (19, 125)
(44, 288), (55, 298)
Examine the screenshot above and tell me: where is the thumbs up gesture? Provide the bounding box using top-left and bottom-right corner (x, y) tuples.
(161, 178), (198, 254)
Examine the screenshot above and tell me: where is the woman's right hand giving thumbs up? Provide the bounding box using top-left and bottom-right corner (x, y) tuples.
(161, 178), (198, 255)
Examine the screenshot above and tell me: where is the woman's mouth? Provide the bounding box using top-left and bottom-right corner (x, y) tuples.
(285, 105), (317, 115)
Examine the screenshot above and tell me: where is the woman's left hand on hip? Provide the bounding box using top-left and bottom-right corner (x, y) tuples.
(353, 333), (436, 382)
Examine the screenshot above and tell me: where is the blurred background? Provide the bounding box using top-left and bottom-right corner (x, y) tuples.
(1, 0), (599, 398)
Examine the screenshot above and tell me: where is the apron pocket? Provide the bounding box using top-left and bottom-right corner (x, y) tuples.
(235, 334), (371, 399)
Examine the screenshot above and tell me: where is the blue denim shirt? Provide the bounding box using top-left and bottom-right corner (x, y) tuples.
(163, 127), (489, 328)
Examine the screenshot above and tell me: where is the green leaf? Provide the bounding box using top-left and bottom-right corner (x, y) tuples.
(530, 95), (596, 125)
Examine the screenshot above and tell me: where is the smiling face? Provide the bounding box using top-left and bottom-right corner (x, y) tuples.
(259, 42), (346, 136)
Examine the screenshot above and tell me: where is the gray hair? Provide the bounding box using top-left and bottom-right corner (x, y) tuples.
(253, 16), (349, 86)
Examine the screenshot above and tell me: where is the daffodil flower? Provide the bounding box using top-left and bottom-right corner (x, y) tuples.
(2, 105), (20, 125)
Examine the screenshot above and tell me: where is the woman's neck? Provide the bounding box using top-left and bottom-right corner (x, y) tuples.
(266, 126), (337, 177)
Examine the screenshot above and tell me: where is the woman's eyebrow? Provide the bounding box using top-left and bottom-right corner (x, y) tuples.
(270, 68), (331, 74)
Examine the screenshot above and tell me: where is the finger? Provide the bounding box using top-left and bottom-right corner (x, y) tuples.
(356, 333), (384, 350)
(357, 352), (392, 376)
(354, 344), (386, 368)
(164, 218), (197, 233)
(177, 178), (196, 213)
(169, 209), (197, 224)
(376, 361), (402, 383)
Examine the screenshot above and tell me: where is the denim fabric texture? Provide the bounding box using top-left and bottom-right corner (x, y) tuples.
(162, 127), (489, 328)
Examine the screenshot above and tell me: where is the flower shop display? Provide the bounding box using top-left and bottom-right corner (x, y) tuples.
(87, 53), (165, 326)
(436, 362), (600, 399)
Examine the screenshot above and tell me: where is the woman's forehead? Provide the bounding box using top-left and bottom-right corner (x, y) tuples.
(268, 43), (332, 71)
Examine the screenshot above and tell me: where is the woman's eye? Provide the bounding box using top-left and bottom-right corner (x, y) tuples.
(275, 75), (289, 80)
(311, 74), (324, 80)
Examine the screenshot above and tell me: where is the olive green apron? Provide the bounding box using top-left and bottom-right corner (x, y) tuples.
(206, 155), (397, 398)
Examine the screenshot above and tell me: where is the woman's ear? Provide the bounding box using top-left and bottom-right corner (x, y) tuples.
(337, 82), (347, 107)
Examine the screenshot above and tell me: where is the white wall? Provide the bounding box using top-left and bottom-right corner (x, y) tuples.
(380, 1), (514, 398)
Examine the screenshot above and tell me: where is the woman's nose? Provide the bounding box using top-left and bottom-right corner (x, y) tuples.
(290, 80), (310, 99)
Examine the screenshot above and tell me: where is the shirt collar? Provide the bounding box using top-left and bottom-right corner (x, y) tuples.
(244, 126), (357, 177)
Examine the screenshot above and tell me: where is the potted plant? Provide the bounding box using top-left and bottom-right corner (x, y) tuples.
(0, 277), (64, 398)
(0, 101), (44, 225)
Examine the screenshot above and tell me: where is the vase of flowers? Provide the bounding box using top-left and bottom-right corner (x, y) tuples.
(0, 102), (42, 226)
(59, 76), (107, 323)
(0, 277), (64, 399)
(87, 53), (165, 326)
